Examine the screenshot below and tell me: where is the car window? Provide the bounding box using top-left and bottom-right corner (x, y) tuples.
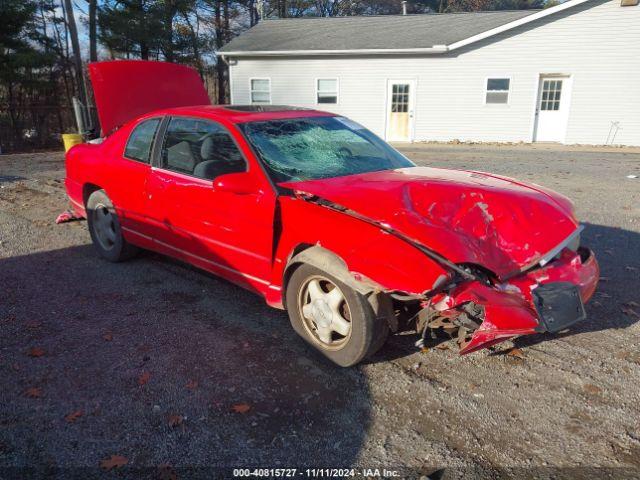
(239, 116), (413, 182)
(124, 118), (161, 163)
(160, 117), (246, 180)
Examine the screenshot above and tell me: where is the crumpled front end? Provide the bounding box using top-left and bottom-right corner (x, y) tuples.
(424, 246), (599, 354)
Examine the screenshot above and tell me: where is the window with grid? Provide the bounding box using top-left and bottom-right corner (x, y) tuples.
(250, 79), (271, 104)
(316, 79), (338, 104)
(540, 80), (563, 111)
(485, 78), (510, 104)
(391, 84), (409, 113)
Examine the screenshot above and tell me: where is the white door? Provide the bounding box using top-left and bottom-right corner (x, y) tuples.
(534, 76), (572, 142)
(386, 80), (415, 142)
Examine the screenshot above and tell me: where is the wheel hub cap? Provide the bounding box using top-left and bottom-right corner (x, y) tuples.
(299, 276), (352, 349)
(311, 299), (333, 329)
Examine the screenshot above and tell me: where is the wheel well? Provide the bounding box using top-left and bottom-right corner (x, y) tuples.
(282, 243), (315, 305)
(282, 244), (397, 333)
(82, 183), (102, 207)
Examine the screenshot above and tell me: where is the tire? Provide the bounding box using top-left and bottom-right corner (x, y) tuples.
(86, 189), (138, 262)
(286, 263), (389, 367)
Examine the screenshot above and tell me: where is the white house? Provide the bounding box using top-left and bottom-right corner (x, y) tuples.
(220, 0), (640, 146)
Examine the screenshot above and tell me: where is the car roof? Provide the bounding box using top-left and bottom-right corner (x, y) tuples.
(146, 104), (336, 124)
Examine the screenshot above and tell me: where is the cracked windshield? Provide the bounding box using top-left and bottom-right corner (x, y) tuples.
(240, 116), (414, 182)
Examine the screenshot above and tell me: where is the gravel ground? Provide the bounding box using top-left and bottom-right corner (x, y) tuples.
(0, 144), (639, 479)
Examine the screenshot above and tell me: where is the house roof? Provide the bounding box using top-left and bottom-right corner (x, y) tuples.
(220, 0), (592, 56)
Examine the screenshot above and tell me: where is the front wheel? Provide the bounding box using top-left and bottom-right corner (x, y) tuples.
(86, 189), (138, 262)
(286, 264), (388, 367)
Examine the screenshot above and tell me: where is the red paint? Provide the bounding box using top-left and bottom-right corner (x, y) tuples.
(280, 167), (578, 280)
(88, 61), (211, 136)
(65, 61), (600, 354)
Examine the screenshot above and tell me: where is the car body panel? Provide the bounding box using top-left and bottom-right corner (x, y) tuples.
(64, 61), (600, 356)
(88, 61), (211, 136)
(280, 167), (579, 280)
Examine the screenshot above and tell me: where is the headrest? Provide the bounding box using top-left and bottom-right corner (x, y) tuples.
(201, 136), (214, 161)
(193, 160), (219, 180)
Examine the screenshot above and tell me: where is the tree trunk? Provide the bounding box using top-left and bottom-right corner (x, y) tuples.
(164, 1), (176, 62)
(88, 0), (97, 62)
(223, 0), (230, 42)
(62, 0), (87, 108)
(214, 0), (226, 104)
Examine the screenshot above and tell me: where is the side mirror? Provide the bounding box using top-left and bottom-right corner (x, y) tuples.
(213, 172), (259, 195)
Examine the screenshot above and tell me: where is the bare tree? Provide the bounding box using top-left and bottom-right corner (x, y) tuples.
(62, 0), (87, 107)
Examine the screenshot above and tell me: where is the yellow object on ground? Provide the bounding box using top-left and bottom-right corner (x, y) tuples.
(62, 133), (83, 152)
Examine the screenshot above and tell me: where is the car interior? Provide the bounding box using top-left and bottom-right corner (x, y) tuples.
(161, 118), (245, 180)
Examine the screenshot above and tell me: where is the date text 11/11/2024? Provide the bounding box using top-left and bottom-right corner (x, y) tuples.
(232, 468), (402, 477)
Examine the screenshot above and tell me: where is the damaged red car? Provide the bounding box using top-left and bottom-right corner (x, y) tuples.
(65, 61), (599, 366)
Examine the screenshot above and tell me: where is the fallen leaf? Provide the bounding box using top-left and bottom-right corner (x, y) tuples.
(167, 414), (183, 427)
(102, 333), (113, 341)
(420, 347), (430, 354)
(436, 343), (450, 351)
(185, 380), (198, 390)
(157, 464), (178, 480)
(100, 455), (128, 471)
(27, 347), (45, 357)
(583, 384), (602, 395)
(232, 403), (251, 414)
(26, 321), (42, 329)
(506, 347), (525, 359)
(64, 410), (83, 423)
(138, 371), (151, 386)
(25, 387), (42, 398)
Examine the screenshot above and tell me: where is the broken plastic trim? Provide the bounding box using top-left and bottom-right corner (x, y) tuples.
(293, 192), (480, 283)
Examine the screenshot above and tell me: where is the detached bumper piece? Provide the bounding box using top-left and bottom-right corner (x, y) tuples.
(532, 282), (586, 333)
(426, 247), (599, 354)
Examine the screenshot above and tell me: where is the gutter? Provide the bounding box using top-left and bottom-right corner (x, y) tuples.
(219, 45), (449, 58)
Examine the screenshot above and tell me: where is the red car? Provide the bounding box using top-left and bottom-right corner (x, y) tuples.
(65, 61), (599, 366)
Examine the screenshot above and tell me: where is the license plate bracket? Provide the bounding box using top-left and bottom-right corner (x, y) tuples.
(532, 282), (586, 333)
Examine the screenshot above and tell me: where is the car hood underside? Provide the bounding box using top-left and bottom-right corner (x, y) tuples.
(280, 167), (579, 280)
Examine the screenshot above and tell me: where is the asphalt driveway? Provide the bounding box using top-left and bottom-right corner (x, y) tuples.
(0, 143), (639, 478)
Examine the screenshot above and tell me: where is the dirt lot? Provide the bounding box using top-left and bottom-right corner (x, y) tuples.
(1, 144), (639, 479)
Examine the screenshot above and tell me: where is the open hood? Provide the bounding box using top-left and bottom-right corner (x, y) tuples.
(88, 60), (211, 136)
(280, 167), (579, 279)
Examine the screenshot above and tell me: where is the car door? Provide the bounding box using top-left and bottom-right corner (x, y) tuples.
(106, 116), (162, 238)
(146, 116), (276, 292)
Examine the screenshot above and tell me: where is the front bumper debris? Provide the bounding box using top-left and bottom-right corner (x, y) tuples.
(424, 247), (599, 354)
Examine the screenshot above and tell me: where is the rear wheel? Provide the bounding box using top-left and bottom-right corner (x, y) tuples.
(286, 263), (388, 367)
(86, 189), (138, 262)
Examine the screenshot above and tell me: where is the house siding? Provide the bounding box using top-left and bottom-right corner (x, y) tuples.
(229, 0), (640, 146)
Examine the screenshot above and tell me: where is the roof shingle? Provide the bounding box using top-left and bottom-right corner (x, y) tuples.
(220, 10), (539, 54)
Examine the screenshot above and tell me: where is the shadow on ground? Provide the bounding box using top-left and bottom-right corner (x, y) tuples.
(0, 220), (638, 476)
(0, 243), (371, 476)
(371, 222), (640, 360)
(515, 222), (640, 349)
